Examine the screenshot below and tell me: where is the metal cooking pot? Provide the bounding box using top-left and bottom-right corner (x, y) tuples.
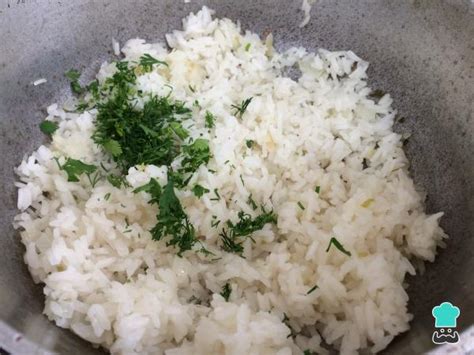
(0, 0), (472, 353)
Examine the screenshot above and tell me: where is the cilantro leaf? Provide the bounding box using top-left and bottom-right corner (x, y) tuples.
(192, 184), (210, 198)
(39, 121), (59, 135)
(170, 121), (189, 139)
(60, 158), (97, 182)
(133, 178), (161, 204)
(65, 69), (83, 94)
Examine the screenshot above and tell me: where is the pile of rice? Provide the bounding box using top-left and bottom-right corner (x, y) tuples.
(14, 7), (446, 355)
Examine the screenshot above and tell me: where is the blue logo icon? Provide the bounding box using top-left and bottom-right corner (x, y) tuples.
(431, 302), (460, 345)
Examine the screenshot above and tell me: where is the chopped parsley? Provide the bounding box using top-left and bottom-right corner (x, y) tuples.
(245, 43), (251, 51)
(39, 121), (59, 136)
(139, 54), (168, 72)
(219, 209), (277, 254)
(59, 158), (97, 182)
(65, 69), (83, 94)
(297, 201), (305, 210)
(245, 139), (255, 149)
(307, 285), (318, 294)
(204, 111), (215, 128)
(315, 185), (321, 194)
(192, 184), (210, 198)
(104, 192), (111, 201)
(231, 97), (253, 119)
(325, 237), (351, 257)
(220, 283), (231, 301)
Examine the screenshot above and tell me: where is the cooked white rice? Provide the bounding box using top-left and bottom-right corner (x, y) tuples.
(14, 7), (446, 355)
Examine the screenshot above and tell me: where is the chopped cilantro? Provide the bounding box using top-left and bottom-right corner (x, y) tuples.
(65, 69), (83, 94)
(315, 185), (321, 194)
(93, 93), (191, 172)
(325, 237), (351, 257)
(192, 184), (210, 198)
(39, 121), (59, 135)
(133, 178), (162, 203)
(150, 177), (207, 256)
(245, 139), (255, 148)
(60, 158), (97, 182)
(220, 283), (231, 301)
(180, 138), (210, 173)
(87, 80), (100, 100)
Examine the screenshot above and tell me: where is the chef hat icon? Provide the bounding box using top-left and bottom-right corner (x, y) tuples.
(432, 302), (460, 328)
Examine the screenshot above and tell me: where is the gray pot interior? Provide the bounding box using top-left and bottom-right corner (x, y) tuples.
(0, 0), (473, 353)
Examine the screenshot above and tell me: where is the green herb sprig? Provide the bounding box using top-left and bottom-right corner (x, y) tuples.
(325, 237), (351, 257)
(231, 97), (253, 119)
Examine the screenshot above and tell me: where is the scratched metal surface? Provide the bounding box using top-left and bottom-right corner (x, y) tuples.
(0, 0), (473, 354)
